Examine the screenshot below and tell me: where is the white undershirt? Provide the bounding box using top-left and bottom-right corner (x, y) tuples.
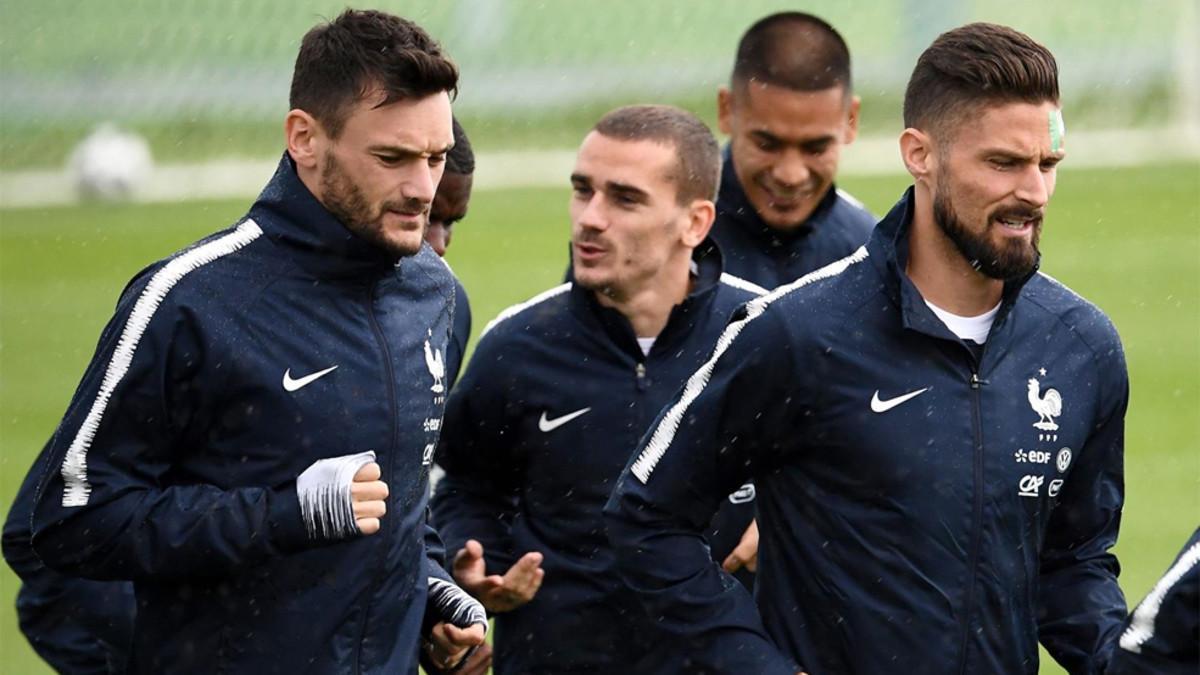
(925, 300), (1001, 344)
(634, 261), (696, 358)
(636, 337), (656, 356)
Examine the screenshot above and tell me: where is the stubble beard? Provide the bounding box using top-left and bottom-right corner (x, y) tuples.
(320, 151), (426, 258)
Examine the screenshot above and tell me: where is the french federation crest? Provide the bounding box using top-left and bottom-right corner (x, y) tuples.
(1026, 375), (1061, 431)
(424, 333), (445, 394)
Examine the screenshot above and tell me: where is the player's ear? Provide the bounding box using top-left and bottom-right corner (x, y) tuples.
(285, 109), (322, 170)
(843, 94), (861, 145)
(681, 198), (715, 248)
(900, 127), (934, 184)
(717, 87), (735, 136)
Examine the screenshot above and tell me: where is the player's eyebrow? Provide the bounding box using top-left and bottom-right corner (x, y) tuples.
(605, 181), (649, 202)
(980, 146), (1065, 164)
(751, 129), (836, 150)
(750, 129), (783, 145)
(368, 141), (452, 157)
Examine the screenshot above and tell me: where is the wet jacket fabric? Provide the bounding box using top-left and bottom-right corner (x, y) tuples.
(704, 151), (877, 591)
(710, 147), (876, 291)
(6, 244), (477, 675)
(1109, 526), (1200, 675)
(24, 155), (466, 674)
(447, 277), (471, 389)
(4, 451), (134, 674)
(606, 188), (1129, 675)
(431, 243), (765, 674)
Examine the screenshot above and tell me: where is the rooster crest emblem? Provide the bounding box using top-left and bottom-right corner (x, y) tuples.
(1027, 377), (1062, 431)
(424, 336), (445, 394)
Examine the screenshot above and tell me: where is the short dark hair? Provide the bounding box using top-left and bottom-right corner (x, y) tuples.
(904, 23), (1059, 138)
(593, 105), (721, 205)
(732, 12), (852, 95)
(289, 9), (459, 138)
(447, 117), (475, 175)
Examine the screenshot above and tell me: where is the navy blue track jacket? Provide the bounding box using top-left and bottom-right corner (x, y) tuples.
(431, 244), (765, 674)
(1109, 526), (1200, 674)
(606, 188), (1129, 674)
(5, 261), (475, 675)
(705, 150), (876, 588)
(4, 449), (134, 674)
(23, 155), (473, 674)
(710, 147), (875, 291)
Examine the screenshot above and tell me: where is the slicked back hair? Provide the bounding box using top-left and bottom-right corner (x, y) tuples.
(732, 12), (852, 98)
(290, 9), (458, 139)
(904, 23), (1059, 140)
(593, 105), (721, 206)
(447, 117), (475, 175)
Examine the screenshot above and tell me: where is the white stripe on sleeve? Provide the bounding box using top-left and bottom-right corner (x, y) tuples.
(427, 577), (488, 633)
(719, 272), (768, 296)
(480, 282), (571, 338)
(1119, 540), (1200, 653)
(631, 246), (869, 484)
(60, 220), (263, 507)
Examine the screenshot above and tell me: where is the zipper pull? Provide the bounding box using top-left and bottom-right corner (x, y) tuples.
(635, 362), (648, 391)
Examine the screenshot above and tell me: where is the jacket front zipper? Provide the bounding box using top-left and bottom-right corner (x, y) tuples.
(355, 279), (400, 674)
(957, 367), (987, 674)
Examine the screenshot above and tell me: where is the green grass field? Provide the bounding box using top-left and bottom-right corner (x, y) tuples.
(1, 163), (1197, 673)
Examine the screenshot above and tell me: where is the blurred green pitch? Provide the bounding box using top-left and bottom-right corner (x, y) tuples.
(1, 164), (1197, 674)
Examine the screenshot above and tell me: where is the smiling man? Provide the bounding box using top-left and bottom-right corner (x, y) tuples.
(713, 12), (876, 290)
(706, 14), (879, 582)
(15, 10), (485, 674)
(431, 105), (767, 673)
(607, 23), (1129, 674)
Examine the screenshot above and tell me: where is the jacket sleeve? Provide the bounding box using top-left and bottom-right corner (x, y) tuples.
(603, 304), (799, 675)
(29, 275), (312, 582)
(430, 331), (521, 573)
(4, 446), (135, 674)
(1037, 334), (1129, 674)
(422, 503), (489, 671)
(421, 515), (489, 674)
(1106, 527), (1200, 675)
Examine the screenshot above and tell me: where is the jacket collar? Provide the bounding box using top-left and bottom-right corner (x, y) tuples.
(716, 145), (841, 244)
(247, 153), (398, 280)
(868, 187), (1039, 343)
(569, 239), (726, 360)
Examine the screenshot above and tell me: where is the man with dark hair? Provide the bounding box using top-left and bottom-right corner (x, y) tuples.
(607, 23), (1128, 674)
(432, 104), (767, 673)
(426, 117), (475, 258)
(713, 11), (875, 291)
(428, 117), (475, 388)
(708, 13), (878, 580)
(12, 10), (485, 673)
(2, 114), (484, 674)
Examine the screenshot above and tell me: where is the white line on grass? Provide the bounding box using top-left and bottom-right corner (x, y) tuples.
(2, 128), (1197, 209)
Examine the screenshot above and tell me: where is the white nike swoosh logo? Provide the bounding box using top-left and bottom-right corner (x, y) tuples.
(283, 365), (339, 392)
(538, 407), (592, 432)
(870, 387), (930, 413)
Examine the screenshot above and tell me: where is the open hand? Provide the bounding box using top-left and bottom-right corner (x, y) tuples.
(452, 539), (544, 612)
